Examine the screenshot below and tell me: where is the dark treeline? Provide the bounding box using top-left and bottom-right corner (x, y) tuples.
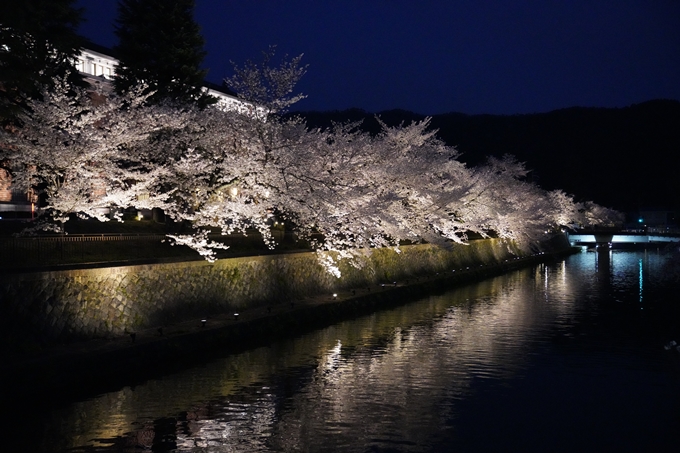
(291, 99), (680, 215)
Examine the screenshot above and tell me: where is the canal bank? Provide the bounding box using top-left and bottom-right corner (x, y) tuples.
(0, 239), (577, 404)
(1, 238), (535, 347)
(7, 247), (680, 453)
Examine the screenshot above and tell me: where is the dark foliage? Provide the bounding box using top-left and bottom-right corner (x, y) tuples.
(113, 0), (215, 107)
(0, 0), (85, 119)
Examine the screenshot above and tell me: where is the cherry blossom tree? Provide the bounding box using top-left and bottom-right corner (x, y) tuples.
(578, 200), (623, 228)
(111, 44), (622, 269)
(453, 155), (558, 245)
(547, 189), (582, 229)
(1, 78), (186, 231)
(2, 50), (622, 275)
(155, 96), (476, 268)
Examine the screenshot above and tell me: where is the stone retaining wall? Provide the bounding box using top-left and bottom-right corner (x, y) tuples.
(0, 239), (535, 345)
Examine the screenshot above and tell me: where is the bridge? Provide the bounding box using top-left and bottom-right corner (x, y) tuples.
(567, 230), (680, 248)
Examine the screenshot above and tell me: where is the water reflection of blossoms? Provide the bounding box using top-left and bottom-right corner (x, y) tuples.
(51, 265), (581, 452)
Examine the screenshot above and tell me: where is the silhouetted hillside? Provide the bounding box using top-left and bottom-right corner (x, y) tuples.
(291, 100), (680, 212)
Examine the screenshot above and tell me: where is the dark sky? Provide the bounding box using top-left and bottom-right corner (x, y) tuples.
(75, 0), (680, 115)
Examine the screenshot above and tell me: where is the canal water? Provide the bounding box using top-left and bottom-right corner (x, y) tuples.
(8, 249), (680, 452)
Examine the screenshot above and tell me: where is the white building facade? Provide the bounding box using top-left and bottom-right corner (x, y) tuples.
(76, 47), (247, 111)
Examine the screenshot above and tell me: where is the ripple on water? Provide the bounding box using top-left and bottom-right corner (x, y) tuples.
(11, 251), (680, 453)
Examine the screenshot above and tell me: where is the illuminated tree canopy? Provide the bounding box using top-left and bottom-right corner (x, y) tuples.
(0, 50), (622, 274)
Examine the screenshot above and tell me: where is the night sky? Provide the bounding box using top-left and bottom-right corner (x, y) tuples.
(75, 0), (680, 115)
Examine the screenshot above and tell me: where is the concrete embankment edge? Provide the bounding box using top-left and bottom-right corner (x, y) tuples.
(1, 243), (577, 404)
(2, 238), (530, 345)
